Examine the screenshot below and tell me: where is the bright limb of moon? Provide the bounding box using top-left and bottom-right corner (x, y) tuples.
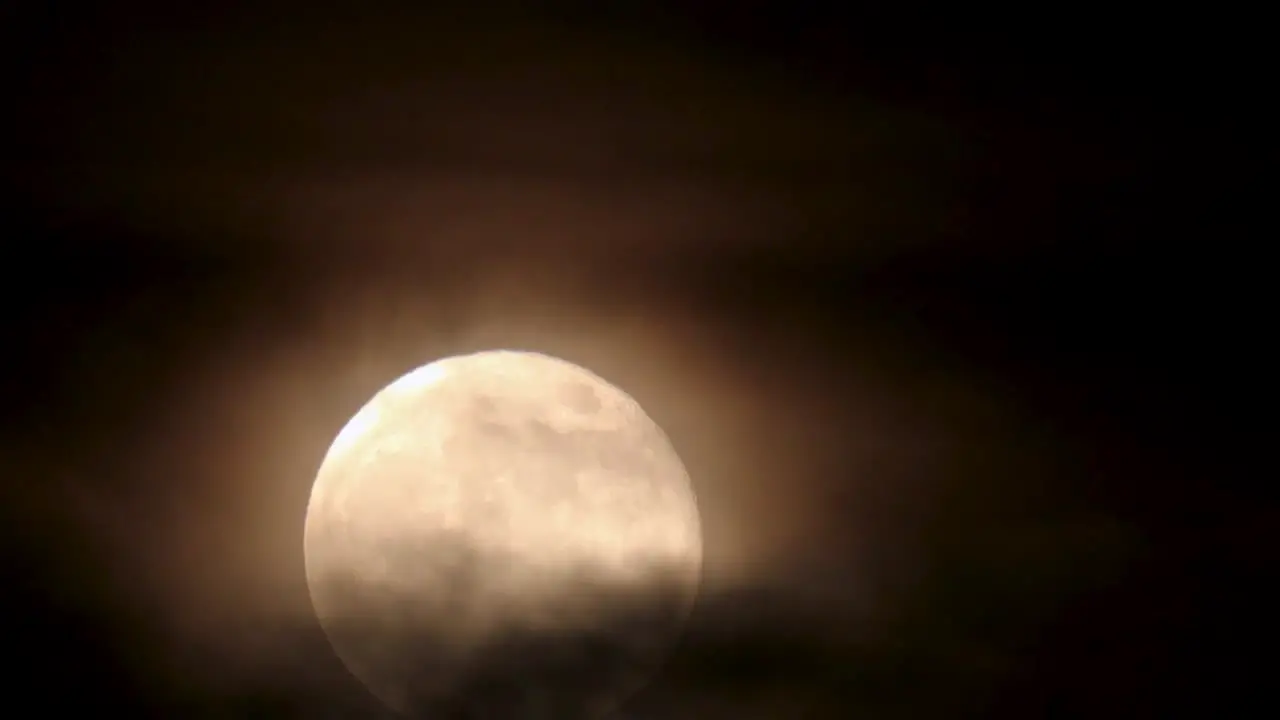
(304, 350), (703, 718)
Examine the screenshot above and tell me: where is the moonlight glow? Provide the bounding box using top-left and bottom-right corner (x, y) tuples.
(304, 350), (703, 717)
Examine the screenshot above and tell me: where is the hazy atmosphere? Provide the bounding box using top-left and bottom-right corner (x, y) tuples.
(3, 2), (1261, 718)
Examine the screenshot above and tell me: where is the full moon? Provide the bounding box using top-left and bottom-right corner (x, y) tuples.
(304, 350), (703, 718)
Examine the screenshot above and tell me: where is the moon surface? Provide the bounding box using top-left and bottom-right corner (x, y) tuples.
(304, 350), (703, 718)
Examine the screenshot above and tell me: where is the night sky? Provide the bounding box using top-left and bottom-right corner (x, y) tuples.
(2, 2), (1264, 718)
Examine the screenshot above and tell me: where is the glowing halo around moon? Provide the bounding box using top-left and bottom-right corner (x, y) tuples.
(303, 350), (703, 718)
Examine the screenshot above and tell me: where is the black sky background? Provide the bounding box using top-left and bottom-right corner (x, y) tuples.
(2, 1), (1266, 718)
